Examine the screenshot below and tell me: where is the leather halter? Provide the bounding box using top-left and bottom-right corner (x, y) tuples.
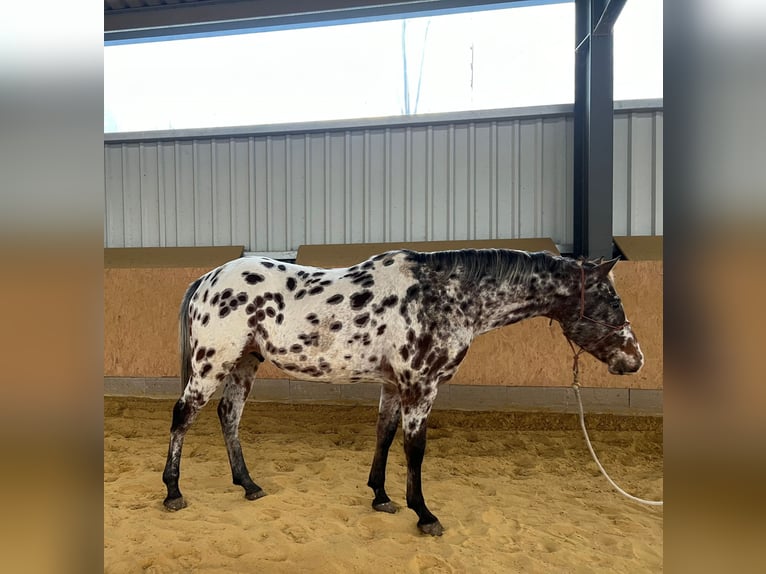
(565, 264), (631, 382)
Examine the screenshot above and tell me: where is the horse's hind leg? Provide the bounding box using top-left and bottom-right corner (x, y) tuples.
(367, 384), (401, 513)
(162, 375), (219, 511)
(218, 353), (265, 501)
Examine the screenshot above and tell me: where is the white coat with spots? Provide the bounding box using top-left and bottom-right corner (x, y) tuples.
(162, 248), (643, 536)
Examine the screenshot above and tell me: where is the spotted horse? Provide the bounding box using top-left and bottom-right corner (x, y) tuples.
(162, 248), (643, 535)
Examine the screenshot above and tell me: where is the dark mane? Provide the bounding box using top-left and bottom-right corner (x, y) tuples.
(403, 248), (565, 284)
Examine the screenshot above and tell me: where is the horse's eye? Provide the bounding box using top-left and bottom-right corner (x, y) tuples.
(610, 299), (622, 309)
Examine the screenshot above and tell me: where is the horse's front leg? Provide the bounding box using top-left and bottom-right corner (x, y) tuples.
(367, 384), (401, 513)
(402, 391), (443, 536)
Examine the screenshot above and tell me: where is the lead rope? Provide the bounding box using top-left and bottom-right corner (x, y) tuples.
(567, 338), (663, 507)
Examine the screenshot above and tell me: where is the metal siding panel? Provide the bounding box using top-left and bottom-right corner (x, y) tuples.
(349, 131), (366, 244)
(139, 143), (160, 247)
(288, 135), (307, 250)
(307, 134), (326, 245)
(629, 113), (655, 235)
(518, 119), (541, 238)
(653, 112), (663, 234)
(174, 141), (195, 246)
(268, 136), (288, 250)
(452, 124), (470, 240)
(564, 117), (574, 247)
(541, 117), (566, 245)
(472, 123), (492, 240)
(612, 114), (630, 235)
(367, 130), (386, 243)
(193, 141), (213, 245)
(430, 125), (450, 241)
(212, 139), (232, 246)
(495, 121), (514, 238)
(252, 137), (269, 250)
(409, 127), (428, 241)
(328, 133), (346, 244)
(564, 117), (574, 250)
(104, 108), (662, 252)
(388, 129), (406, 242)
(231, 138), (252, 249)
(104, 145), (125, 247)
(122, 143), (142, 247)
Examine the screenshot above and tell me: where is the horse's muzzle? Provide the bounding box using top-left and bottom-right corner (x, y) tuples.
(608, 354), (643, 375)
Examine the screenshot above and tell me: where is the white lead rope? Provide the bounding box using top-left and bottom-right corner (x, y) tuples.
(572, 383), (663, 507)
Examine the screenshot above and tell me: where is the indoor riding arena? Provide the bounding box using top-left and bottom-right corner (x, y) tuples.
(104, 1), (663, 572)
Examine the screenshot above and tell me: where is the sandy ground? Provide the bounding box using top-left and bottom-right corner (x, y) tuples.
(104, 396), (663, 573)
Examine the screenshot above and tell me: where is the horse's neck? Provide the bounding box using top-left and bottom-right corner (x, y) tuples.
(467, 271), (569, 336)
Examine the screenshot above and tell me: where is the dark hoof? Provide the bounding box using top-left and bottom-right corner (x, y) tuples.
(418, 520), (444, 536)
(163, 496), (187, 511)
(245, 489), (266, 501)
(372, 501), (399, 514)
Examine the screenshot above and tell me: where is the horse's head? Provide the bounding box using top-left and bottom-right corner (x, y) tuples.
(558, 257), (644, 375)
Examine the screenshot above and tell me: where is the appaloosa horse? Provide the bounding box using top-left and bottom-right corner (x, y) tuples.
(162, 249), (643, 535)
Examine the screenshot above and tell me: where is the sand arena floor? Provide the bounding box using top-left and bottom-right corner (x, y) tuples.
(104, 396), (663, 573)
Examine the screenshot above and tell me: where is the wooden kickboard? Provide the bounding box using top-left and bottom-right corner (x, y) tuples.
(613, 236), (663, 261)
(104, 246), (244, 269)
(296, 239), (559, 268)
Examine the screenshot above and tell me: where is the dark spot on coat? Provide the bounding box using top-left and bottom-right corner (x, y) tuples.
(266, 307), (276, 317)
(308, 286), (324, 296)
(221, 289), (233, 300)
(286, 277), (297, 291)
(200, 363), (212, 378)
(201, 314), (210, 326)
(202, 290), (209, 302)
(261, 261), (274, 269)
(274, 293), (285, 310)
(278, 264), (286, 271)
(400, 345), (410, 361)
(330, 321), (343, 331)
(350, 290), (373, 310)
(376, 324), (386, 336)
(290, 344), (303, 353)
(195, 347), (206, 362)
(219, 306), (231, 318)
(245, 273), (265, 284)
(383, 258), (394, 266)
(295, 289), (306, 299)
(237, 292), (248, 303)
(306, 313), (320, 325)
(255, 309), (266, 321)
(211, 293), (220, 306)
(205, 348), (215, 358)
(354, 313), (370, 327)
(276, 314), (284, 324)
(326, 294), (344, 305)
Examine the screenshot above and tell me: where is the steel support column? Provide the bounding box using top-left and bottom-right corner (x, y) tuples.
(573, 0), (626, 259)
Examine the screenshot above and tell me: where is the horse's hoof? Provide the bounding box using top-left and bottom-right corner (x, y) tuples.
(418, 521), (444, 536)
(372, 501), (399, 514)
(245, 489), (266, 501)
(163, 496), (187, 511)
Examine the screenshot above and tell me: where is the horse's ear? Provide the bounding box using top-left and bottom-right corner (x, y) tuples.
(597, 256), (620, 276)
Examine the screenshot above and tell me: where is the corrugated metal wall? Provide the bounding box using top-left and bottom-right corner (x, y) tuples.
(104, 106), (662, 252)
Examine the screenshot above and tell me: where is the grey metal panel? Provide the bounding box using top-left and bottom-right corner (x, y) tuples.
(653, 113), (663, 235)
(611, 109), (663, 237)
(103, 107), (663, 252)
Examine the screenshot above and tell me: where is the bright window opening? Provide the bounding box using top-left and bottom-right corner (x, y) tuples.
(104, 0), (662, 133)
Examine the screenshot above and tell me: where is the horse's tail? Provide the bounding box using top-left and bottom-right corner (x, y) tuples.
(179, 277), (204, 392)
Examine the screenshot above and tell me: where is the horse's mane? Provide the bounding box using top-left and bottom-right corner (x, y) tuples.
(403, 249), (566, 284)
